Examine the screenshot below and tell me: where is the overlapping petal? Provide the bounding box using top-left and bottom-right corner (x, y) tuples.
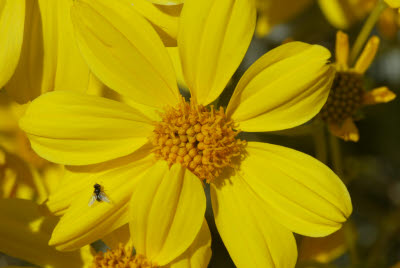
(53, 0), (91, 92)
(130, 162), (206, 265)
(178, 0), (256, 105)
(0, 0), (25, 89)
(169, 220), (212, 268)
(19, 91), (154, 165)
(48, 147), (155, 250)
(72, 0), (181, 108)
(0, 199), (93, 267)
(242, 142), (352, 237)
(148, 0), (184, 5)
(227, 42), (335, 132)
(128, 0), (181, 46)
(211, 171), (297, 268)
(5, 0), (43, 102)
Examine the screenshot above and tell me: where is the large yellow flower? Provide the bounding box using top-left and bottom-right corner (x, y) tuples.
(319, 31), (396, 142)
(20, 0), (352, 266)
(0, 92), (63, 202)
(0, 198), (210, 268)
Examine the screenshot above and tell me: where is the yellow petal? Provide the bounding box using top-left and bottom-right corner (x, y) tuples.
(128, 0), (180, 45)
(385, 0), (400, 8)
(46, 145), (153, 215)
(318, 0), (364, 29)
(354, 36), (380, 74)
(19, 91), (154, 165)
(53, 0), (91, 92)
(211, 172), (297, 268)
(168, 220), (212, 268)
(148, 0), (183, 4)
(178, 0), (256, 105)
(49, 149), (155, 251)
(5, 0), (43, 103)
(72, 0), (180, 109)
(167, 47), (188, 90)
(363, 86), (396, 105)
(227, 42), (335, 132)
(328, 118), (360, 142)
(0, 0), (24, 88)
(130, 162), (206, 265)
(0, 198), (94, 267)
(335, 31), (349, 69)
(299, 228), (347, 263)
(242, 141), (352, 237)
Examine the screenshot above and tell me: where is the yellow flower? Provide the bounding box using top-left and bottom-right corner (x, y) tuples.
(255, 0), (312, 37)
(0, 198), (210, 268)
(0, 93), (63, 202)
(318, 0), (376, 29)
(385, 0), (400, 8)
(378, 7), (400, 39)
(298, 228), (349, 263)
(20, 0), (352, 266)
(92, 218), (210, 268)
(319, 31), (396, 142)
(0, 198), (93, 268)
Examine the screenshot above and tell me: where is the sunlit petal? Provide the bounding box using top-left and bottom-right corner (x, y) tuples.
(178, 0), (256, 105)
(242, 142), (352, 237)
(19, 91), (153, 165)
(211, 172), (297, 268)
(72, 0), (180, 108)
(227, 42), (335, 132)
(130, 162), (206, 265)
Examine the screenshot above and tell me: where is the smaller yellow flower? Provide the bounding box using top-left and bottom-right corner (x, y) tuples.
(255, 0), (312, 37)
(319, 31), (396, 142)
(0, 198), (211, 268)
(385, 0), (400, 8)
(378, 7), (400, 39)
(298, 228), (350, 263)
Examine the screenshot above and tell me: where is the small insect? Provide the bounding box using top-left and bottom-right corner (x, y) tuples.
(88, 183), (111, 207)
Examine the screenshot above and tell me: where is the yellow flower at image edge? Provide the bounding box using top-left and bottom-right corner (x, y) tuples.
(385, 0), (400, 8)
(20, 0), (352, 267)
(0, 199), (211, 268)
(319, 31), (396, 142)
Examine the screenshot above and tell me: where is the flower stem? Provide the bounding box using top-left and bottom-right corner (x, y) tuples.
(349, 0), (387, 65)
(312, 121), (327, 164)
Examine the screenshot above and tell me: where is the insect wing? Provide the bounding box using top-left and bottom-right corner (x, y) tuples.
(98, 192), (111, 203)
(88, 194), (97, 207)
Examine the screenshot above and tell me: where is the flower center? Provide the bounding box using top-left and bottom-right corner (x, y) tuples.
(152, 99), (246, 183)
(91, 245), (156, 268)
(320, 71), (364, 124)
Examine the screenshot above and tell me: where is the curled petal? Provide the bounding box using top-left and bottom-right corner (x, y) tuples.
(227, 42), (335, 132)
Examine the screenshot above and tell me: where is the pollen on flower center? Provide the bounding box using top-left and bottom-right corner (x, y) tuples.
(320, 71), (364, 123)
(151, 99), (246, 183)
(91, 244), (157, 268)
